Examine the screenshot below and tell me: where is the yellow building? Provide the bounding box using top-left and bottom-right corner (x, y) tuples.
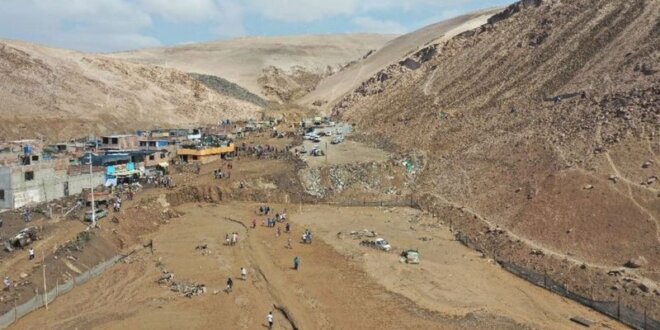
(177, 144), (235, 164)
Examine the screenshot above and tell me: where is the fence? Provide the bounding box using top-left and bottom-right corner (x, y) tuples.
(456, 231), (660, 330)
(0, 255), (122, 329)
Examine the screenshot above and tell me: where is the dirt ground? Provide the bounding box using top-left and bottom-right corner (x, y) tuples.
(13, 201), (626, 330)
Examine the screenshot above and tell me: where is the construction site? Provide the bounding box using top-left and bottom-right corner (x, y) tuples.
(0, 0), (658, 329)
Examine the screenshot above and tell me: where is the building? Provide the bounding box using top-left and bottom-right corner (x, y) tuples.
(100, 135), (139, 151)
(177, 143), (235, 164)
(0, 159), (104, 209)
(139, 140), (173, 167)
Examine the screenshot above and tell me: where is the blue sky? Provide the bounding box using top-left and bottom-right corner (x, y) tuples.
(0, 0), (512, 52)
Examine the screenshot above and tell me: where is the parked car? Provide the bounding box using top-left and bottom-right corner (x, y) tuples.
(84, 208), (108, 222)
(331, 136), (344, 144)
(400, 249), (420, 264)
(360, 238), (391, 251)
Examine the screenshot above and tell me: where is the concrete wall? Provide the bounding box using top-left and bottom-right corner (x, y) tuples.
(0, 167), (11, 209)
(0, 165), (105, 209)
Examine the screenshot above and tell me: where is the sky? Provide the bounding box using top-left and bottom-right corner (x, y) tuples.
(0, 0), (513, 53)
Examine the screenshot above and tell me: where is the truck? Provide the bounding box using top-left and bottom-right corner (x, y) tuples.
(360, 238), (391, 251)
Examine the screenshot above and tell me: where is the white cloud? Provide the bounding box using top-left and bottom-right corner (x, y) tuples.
(352, 17), (407, 34)
(140, 0), (222, 22)
(247, 0), (358, 23)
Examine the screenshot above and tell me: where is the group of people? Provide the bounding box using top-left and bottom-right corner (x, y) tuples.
(225, 232), (240, 246)
(236, 143), (290, 160)
(301, 229), (313, 244)
(150, 175), (174, 188)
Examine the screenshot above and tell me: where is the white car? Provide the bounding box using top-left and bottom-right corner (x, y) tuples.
(360, 238), (391, 251)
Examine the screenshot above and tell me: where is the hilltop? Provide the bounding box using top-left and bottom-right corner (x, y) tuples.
(0, 40), (262, 141)
(109, 34), (396, 101)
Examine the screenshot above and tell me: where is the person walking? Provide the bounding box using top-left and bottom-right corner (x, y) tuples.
(28, 247), (35, 261)
(267, 311), (274, 329)
(293, 256), (300, 270)
(226, 277), (233, 293)
(240, 267), (247, 280)
(287, 237), (292, 249)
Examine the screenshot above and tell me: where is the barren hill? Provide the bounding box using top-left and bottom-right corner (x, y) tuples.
(0, 40), (262, 141)
(109, 34), (396, 100)
(333, 0), (659, 315)
(299, 9), (502, 111)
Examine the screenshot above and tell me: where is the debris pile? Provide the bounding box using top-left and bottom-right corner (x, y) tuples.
(157, 270), (207, 298)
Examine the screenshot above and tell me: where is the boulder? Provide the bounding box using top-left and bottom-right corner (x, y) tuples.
(624, 256), (648, 268)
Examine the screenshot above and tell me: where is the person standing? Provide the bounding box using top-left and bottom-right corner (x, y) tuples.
(267, 311), (274, 329)
(28, 247), (35, 261)
(226, 277), (233, 293)
(240, 267), (247, 280)
(293, 256), (300, 270)
(287, 237), (292, 249)
(252, 219), (257, 229)
(3, 276), (11, 291)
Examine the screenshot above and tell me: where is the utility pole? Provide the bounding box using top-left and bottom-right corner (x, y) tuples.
(89, 139), (96, 228)
(42, 251), (48, 310)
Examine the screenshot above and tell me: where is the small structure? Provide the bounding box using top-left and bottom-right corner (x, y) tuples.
(177, 143), (235, 164)
(100, 135), (139, 151)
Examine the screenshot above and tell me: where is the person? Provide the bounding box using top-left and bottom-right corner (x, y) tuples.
(252, 219), (257, 229)
(285, 222), (290, 233)
(226, 277), (233, 293)
(276, 226), (281, 237)
(287, 237), (292, 249)
(28, 247), (35, 260)
(0, 217), (3, 228)
(225, 233), (230, 246)
(240, 267), (247, 280)
(267, 311), (274, 329)
(293, 256), (300, 270)
(3, 276), (11, 291)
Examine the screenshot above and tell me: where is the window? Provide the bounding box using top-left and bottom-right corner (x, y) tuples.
(102, 137), (109, 144)
(0, 190), (5, 201)
(25, 171), (35, 181)
(160, 153), (166, 158)
(111, 138), (118, 144)
(149, 155), (155, 161)
(31, 155), (39, 162)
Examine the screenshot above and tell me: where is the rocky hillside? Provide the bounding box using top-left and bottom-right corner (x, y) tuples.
(0, 40), (262, 141)
(109, 34), (396, 100)
(334, 0), (659, 314)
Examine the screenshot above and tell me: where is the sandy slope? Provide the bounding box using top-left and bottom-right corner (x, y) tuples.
(109, 34), (396, 98)
(0, 40), (262, 141)
(299, 9), (502, 111)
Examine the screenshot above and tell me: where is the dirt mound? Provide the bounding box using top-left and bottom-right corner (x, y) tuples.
(0, 40), (262, 141)
(330, 0), (660, 319)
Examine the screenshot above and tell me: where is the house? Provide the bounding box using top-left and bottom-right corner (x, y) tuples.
(139, 140), (173, 167)
(177, 143), (235, 164)
(0, 159), (104, 209)
(99, 135), (139, 151)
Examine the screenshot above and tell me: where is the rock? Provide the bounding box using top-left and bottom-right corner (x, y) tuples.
(647, 176), (657, 185)
(638, 283), (650, 293)
(19, 273), (28, 279)
(624, 256), (648, 268)
(583, 184), (594, 190)
(642, 160), (653, 168)
(608, 175), (618, 183)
